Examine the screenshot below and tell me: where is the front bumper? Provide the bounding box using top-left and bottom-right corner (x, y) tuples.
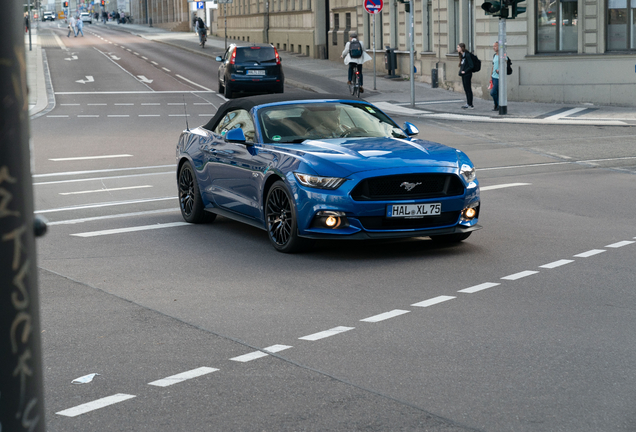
(287, 169), (481, 240)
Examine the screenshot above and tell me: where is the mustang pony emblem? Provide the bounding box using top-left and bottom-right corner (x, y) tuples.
(400, 182), (422, 192)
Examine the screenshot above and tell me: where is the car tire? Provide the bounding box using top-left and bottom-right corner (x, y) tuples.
(429, 232), (472, 243)
(218, 79), (224, 94)
(178, 161), (216, 224)
(275, 84), (284, 94)
(265, 181), (313, 253)
(224, 83), (233, 99)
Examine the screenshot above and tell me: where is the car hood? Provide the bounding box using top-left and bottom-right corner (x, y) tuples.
(268, 137), (460, 176)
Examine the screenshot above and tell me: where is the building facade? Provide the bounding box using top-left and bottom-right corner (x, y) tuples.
(129, 0), (190, 31)
(210, 0), (636, 106)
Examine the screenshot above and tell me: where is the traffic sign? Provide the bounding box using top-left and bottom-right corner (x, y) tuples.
(197, 1), (204, 8)
(364, 0), (383, 14)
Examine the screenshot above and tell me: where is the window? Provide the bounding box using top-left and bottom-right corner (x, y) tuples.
(537, 0), (578, 52)
(333, 13), (340, 45)
(423, 0), (433, 51)
(608, 0), (636, 50)
(215, 110), (256, 142)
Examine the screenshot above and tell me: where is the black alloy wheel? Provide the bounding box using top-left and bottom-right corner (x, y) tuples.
(265, 181), (313, 253)
(178, 161), (215, 224)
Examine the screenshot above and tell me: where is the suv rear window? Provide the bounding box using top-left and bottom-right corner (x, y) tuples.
(235, 47), (277, 63)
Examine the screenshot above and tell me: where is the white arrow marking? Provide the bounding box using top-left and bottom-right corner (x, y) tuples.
(64, 55), (78, 61)
(137, 75), (153, 84)
(76, 76), (95, 84)
(109, 54), (121, 60)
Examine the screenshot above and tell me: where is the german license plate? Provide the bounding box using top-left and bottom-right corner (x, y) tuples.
(247, 70), (266, 75)
(387, 203), (441, 218)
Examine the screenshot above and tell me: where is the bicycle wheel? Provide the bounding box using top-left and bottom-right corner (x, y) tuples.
(349, 75), (359, 97)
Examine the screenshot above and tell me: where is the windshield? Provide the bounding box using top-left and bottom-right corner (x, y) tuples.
(235, 47), (277, 63)
(257, 102), (407, 144)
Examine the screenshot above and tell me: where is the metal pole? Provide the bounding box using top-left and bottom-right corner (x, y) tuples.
(224, 4), (227, 50)
(373, 13), (376, 90)
(1, 0), (47, 429)
(28, 0), (33, 51)
(409, 0), (414, 107)
(498, 18), (507, 115)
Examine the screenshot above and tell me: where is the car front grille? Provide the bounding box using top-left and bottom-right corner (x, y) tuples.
(357, 211), (461, 230)
(351, 174), (465, 201)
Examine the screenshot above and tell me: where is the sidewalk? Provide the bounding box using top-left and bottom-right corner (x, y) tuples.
(27, 22), (636, 126)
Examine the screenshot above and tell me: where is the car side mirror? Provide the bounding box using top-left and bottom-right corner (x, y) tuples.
(225, 128), (247, 143)
(403, 122), (419, 136)
(215, 56), (223, 62)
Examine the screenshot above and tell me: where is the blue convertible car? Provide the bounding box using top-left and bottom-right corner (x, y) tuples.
(176, 94), (481, 252)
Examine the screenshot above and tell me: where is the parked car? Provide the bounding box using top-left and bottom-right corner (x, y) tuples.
(42, 11), (55, 21)
(216, 43), (284, 99)
(80, 12), (92, 24)
(176, 94), (481, 253)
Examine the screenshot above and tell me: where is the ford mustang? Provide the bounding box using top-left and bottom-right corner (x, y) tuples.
(176, 94), (481, 252)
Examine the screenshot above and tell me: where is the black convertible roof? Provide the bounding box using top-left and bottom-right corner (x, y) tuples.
(202, 93), (363, 131)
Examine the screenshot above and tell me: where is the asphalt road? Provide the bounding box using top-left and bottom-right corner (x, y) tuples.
(32, 21), (636, 432)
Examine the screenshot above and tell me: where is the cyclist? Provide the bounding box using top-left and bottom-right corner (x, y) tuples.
(195, 17), (208, 47)
(341, 31), (370, 94)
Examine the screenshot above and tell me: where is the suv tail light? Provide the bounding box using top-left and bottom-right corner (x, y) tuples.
(274, 48), (281, 65)
(229, 49), (237, 65)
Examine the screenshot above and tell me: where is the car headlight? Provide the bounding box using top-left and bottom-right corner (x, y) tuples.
(294, 173), (346, 190)
(460, 164), (476, 183)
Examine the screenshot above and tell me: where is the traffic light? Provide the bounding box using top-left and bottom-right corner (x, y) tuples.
(63, 1), (68, 7)
(101, 0), (105, 5)
(481, 1), (508, 18)
(511, 0), (526, 18)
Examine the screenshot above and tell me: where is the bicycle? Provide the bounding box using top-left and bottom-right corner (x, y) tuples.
(348, 69), (361, 98)
(198, 29), (207, 48)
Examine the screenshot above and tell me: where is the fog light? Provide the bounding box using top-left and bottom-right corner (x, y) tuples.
(311, 211), (349, 230)
(464, 208), (477, 219)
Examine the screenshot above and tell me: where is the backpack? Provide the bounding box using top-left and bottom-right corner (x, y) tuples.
(349, 40), (363, 58)
(469, 52), (481, 72)
(506, 57), (513, 75)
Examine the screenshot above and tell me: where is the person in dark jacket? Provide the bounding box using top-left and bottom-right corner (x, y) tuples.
(457, 43), (474, 109)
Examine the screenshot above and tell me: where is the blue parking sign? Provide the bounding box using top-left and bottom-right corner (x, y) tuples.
(197, 1), (205, 9)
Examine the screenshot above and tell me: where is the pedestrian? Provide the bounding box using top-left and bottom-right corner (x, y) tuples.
(67, 16), (77, 37)
(25, 13), (30, 33)
(76, 16), (84, 36)
(457, 43), (474, 109)
(490, 41), (499, 111)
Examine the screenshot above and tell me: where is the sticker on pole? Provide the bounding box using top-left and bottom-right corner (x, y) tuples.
(364, 0), (383, 14)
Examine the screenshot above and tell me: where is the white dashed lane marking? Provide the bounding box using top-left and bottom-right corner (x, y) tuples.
(501, 270), (539, 280)
(539, 259), (574, 269)
(574, 249), (606, 258)
(411, 295), (455, 307)
(148, 367), (218, 387)
(606, 240), (635, 248)
(230, 345), (292, 362)
(71, 222), (188, 237)
(299, 326), (354, 341)
(49, 154), (132, 162)
(360, 309), (410, 323)
(56, 394), (136, 417)
(458, 282), (500, 294)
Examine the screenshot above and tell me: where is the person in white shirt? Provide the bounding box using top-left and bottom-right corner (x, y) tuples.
(341, 32), (372, 93)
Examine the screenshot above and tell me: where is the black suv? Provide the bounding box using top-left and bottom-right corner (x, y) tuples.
(216, 43), (284, 99)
